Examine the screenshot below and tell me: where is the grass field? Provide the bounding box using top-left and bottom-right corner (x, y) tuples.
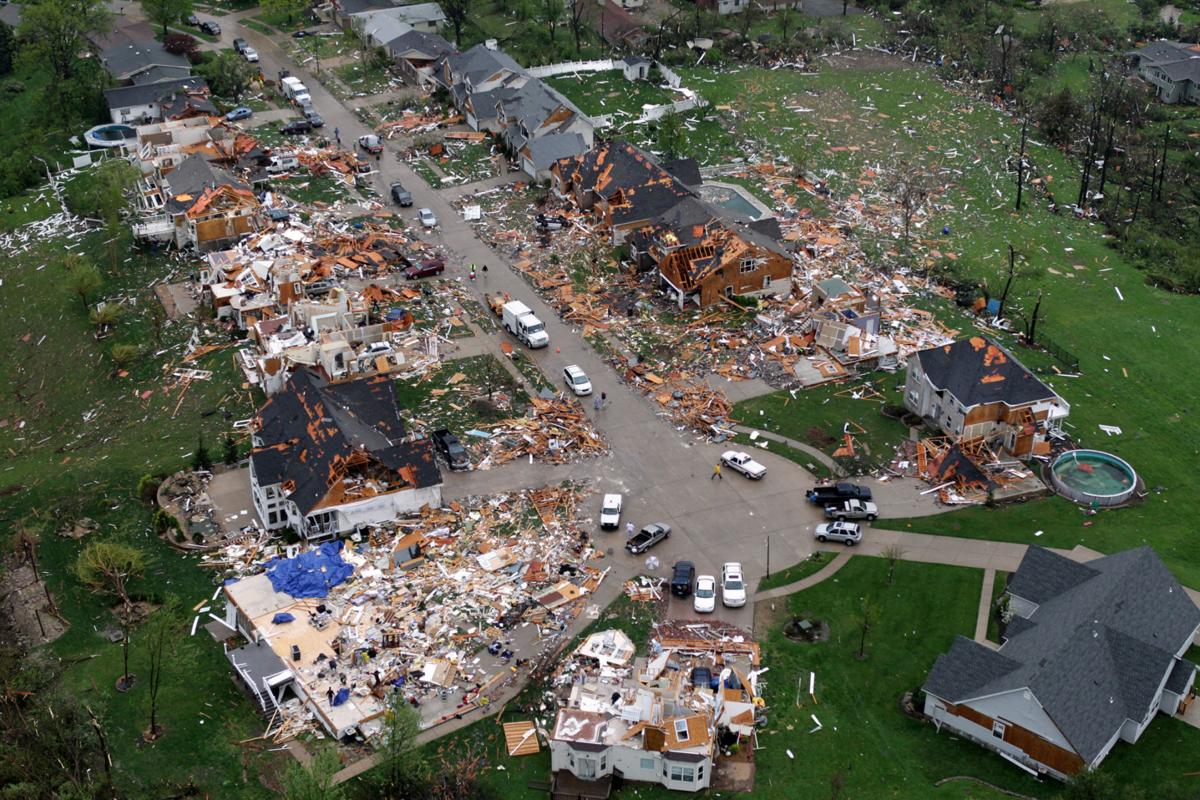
(757, 550), (831, 592)
(544, 71), (679, 119)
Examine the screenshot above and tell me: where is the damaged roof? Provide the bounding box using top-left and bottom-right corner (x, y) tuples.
(386, 29), (453, 59)
(924, 546), (1200, 765)
(251, 369), (441, 515)
(560, 140), (696, 228)
(913, 336), (1058, 408)
(164, 153), (251, 213)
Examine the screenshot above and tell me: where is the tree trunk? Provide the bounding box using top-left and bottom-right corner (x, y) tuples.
(1015, 117), (1028, 211)
(1026, 291), (1042, 344)
(997, 245), (1016, 320)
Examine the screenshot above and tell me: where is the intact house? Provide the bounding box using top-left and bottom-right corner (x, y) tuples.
(903, 336), (1068, 459)
(338, 0), (445, 35)
(132, 152), (260, 251)
(385, 29), (453, 88)
(100, 38), (191, 85)
(628, 196), (793, 308)
(1129, 41), (1200, 105)
(249, 369), (442, 541)
(699, 0), (749, 14)
(104, 76), (214, 125)
(549, 622), (763, 795)
(923, 545), (1200, 781)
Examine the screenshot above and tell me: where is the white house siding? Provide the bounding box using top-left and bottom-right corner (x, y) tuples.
(967, 691), (1073, 751)
(321, 485), (442, 532)
(550, 742), (711, 792)
(112, 102), (158, 124)
(924, 693), (1075, 781)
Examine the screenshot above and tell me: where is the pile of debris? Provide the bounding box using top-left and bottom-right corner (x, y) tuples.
(477, 397), (608, 468)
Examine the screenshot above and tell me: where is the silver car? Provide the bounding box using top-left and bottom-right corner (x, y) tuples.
(418, 207), (438, 228)
(814, 520), (862, 546)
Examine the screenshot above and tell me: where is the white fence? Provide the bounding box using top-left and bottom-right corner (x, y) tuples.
(657, 62), (684, 89)
(527, 59), (616, 78)
(592, 95), (709, 129)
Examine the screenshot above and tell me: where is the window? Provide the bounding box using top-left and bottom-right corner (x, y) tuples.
(568, 751), (575, 767)
(640, 757), (656, 771)
(673, 719), (690, 742)
(268, 511), (279, 525)
(599, 753), (607, 772)
(669, 764), (694, 783)
(739, 257), (757, 274)
(697, 764), (705, 782)
(992, 720), (1007, 740)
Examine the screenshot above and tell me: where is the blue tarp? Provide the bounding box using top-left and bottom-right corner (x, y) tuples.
(272, 612), (296, 624)
(986, 299), (1001, 316)
(264, 541), (354, 599)
(332, 688), (350, 707)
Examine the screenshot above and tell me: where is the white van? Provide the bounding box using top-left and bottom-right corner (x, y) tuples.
(266, 153), (299, 174)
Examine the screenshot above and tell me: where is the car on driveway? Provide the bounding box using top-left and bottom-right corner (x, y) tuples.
(721, 450), (766, 480)
(403, 259), (445, 280)
(243, 47), (260, 63)
(431, 428), (470, 471)
(390, 182), (413, 206)
(232, 37), (248, 53)
(814, 520), (862, 546)
(599, 493), (622, 530)
(292, 29), (314, 38)
(693, 574), (716, 613)
(281, 119), (313, 135)
(199, 20), (220, 35)
(721, 562), (746, 607)
(225, 106), (253, 121)
(806, 482), (872, 505)
(184, 12), (200, 26)
(626, 522), (670, 554)
(824, 498), (878, 521)
(305, 278), (335, 297)
(562, 364), (592, 396)
(671, 561), (696, 598)
(358, 134), (383, 154)
(418, 208), (438, 228)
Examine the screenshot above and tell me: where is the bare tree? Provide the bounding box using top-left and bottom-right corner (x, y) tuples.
(568, 0), (588, 54)
(854, 595), (878, 660)
(75, 541), (145, 690)
(541, 0), (565, 45)
(891, 159), (932, 245)
(143, 597), (182, 741)
(1014, 116), (1029, 211)
(882, 544), (905, 587)
(994, 244), (1044, 322)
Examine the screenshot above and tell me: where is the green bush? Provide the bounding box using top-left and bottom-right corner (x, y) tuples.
(137, 474), (163, 505)
(153, 508), (180, 536)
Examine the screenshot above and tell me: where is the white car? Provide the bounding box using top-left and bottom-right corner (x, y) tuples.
(815, 520), (862, 546)
(721, 450), (766, 480)
(243, 47), (259, 62)
(721, 562), (746, 608)
(418, 208), (438, 228)
(693, 575), (716, 613)
(599, 493), (622, 529)
(359, 341), (393, 359)
(563, 364), (592, 396)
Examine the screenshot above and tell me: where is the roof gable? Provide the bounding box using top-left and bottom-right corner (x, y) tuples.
(913, 336), (1059, 408)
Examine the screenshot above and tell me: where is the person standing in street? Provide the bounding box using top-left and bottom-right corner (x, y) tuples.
(711, 462), (722, 480)
(593, 395), (602, 411)
(600, 391), (607, 409)
(334, 127), (340, 145)
(625, 521), (635, 540)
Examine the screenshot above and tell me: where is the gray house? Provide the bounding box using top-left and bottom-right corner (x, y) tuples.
(923, 546), (1199, 780)
(1130, 41), (1200, 105)
(100, 39), (192, 85)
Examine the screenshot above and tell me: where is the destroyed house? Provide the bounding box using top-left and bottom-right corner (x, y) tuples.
(552, 140), (696, 243)
(904, 337), (1068, 458)
(249, 370), (442, 540)
(137, 153), (260, 251)
(386, 29), (454, 87)
(923, 546), (1200, 780)
(549, 622), (763, 795)
(628, 196), (793, 308)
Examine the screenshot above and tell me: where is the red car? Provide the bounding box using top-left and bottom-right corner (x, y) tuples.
(404, 258), (445, 280)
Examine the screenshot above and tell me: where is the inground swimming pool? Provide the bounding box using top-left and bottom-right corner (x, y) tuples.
(1049, 449), (1137, 507)
(697, 182), (772, 221)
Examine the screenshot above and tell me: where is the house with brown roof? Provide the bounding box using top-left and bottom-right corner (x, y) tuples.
(903, 337), (1069, 458)
(249, 369), (443, 541)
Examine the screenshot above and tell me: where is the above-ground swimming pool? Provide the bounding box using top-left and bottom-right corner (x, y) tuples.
(84, 124), (137, 148)
(1049, 449), (1138, 507)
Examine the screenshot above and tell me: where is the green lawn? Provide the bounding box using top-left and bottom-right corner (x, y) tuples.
(758, 550), (832, 592)
(985, 569), (1009, 643)
(433, 141), (499, 184)
(240, 18), (276, 36)
(544, 71), (680, 119)
(333, 60), (400, 97)
(252, 8), (310, 31)
(271, 172), (351, 205)
(393, 353), (526, 436)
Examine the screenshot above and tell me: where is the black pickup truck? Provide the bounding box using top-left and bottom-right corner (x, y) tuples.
(431, 429), (470, 471)
(806, 482), (873, 505)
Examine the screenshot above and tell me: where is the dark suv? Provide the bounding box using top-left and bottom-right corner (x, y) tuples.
(670, 561), (696, 598)
(806, 482), (872, 505)
(199, 20), (221, 35)
(431, 429), (469, 471)
(281, 119), (313, 135)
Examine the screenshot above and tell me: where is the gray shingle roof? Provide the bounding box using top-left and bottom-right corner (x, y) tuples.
(104, 77), (209, 111)
(913, 336), (1059, 408)
(1165, 659), (1197, 695)
(444, 43), (525, 88)
(100, 39), (190, 80)
(925, 546), (1200, 765)
(523, 132), (587, 170)
(164, 154), (247, 212)
(385, 28), (452, 59)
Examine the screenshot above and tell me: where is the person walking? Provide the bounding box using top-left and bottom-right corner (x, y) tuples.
(333, 127), (340, 145)
(711, 462), (723, 480)
(600, 391), (607, 409)
(469, 266), (477, 282)
(625, 521), (635, 540)
(481, 264), (488, 280)
(593, 395), (602, 411)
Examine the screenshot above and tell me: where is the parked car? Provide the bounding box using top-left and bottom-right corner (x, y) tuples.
(431, 428), (470, 471)
(806, 482), (872, 505)
(184, 12), (200, 26)
(403, 259), (445, 280)
(670, 561), (696, 598)
(824, 498), (878, 521)
(305, 278), (335, 297)
(599, 493), (622, 530)
(721, 450), (766, 480)
(390, 182), (413, 206)
(418, 208), (438, 228)
(359, 341), (393, 358)
(232, 37), (248, 53)
(357, 134), (383, 154)
(225, 106), (253, 121)
(242, 46), (260, 63)
(303, 109), (324, 127)
(281, 119), (313, 135)
(562, 365), (592, 396)
(694, 575), (717, 613)
(814, 520), (863, 546)
(292, 29), (314, 38)
(199, 20), (220, 35)
(535, 213), (569, 231)
(626, 522), (670, 555)
(721, 562), (746, 608)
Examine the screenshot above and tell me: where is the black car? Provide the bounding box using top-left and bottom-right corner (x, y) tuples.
(431, 429), (469, 471)
(304, 109), (325, 128)
(670, 561), (696, 598)
(232, 37), (248, 53)
(625, 523), (670, 555)
(390, 182), (413, 206)
(199, 20), (221, 35)
(292, 29), (314, 38)
(806, 482), (873, 505)
(281, 119), (313, 135)
(535, 213), (569, 231)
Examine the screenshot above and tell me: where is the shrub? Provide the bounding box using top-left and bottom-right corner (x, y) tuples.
(153, 508), (180, 536)
(137, 474), (163, 505)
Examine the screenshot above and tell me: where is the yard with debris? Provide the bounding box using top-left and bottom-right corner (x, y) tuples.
(393, 354), (526, 436)
(544, 71), (681, 118)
